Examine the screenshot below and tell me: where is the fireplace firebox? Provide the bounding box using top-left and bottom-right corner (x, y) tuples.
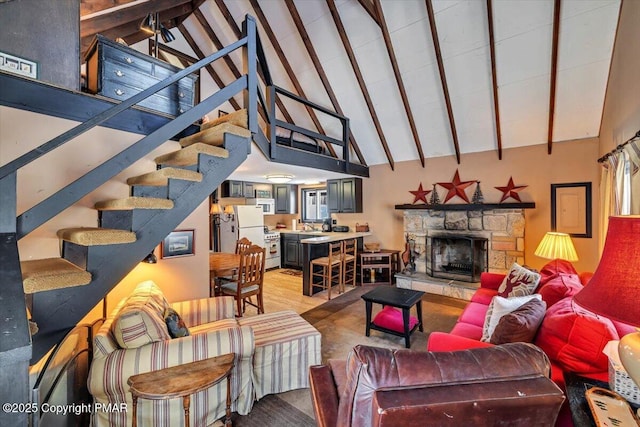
(430, 235), (488, 282)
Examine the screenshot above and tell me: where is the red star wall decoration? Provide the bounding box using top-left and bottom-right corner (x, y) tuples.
(437, 170), (475, 203)
(495, 177), (528, 202)
(409, 182), (431, 204)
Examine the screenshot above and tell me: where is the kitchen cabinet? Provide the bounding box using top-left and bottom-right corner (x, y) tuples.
(273, 184), (298, 214)
(221, 180), (254, 198)
(327, 178), (363, 213)
(281, 233), (301, 268)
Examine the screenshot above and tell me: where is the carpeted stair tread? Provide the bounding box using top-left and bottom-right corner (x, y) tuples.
(21, 258), (92, 294)
(94, 197), (174, 211)
(200, 108), (248, 131)
(179, 123), (251, 148)
(154, 143), (229, 167)
(57, 227), (137, 246)
(126, 167), (203, 186)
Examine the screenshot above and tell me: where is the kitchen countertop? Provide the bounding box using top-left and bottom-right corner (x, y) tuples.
(298, 231), (372, 243)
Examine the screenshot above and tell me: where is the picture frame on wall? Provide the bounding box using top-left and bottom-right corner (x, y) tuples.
(161, 229), (195, 259)
(551, 182), (592, 238)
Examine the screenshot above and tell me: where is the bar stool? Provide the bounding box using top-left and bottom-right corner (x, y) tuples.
(342, 238), (357, 289)
(310, 241), (343, 299)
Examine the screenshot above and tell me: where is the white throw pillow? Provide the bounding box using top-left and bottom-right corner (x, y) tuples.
(481, 294), (542, 342)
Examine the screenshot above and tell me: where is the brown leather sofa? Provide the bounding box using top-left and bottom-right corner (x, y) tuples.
(309, 343), (565, 427)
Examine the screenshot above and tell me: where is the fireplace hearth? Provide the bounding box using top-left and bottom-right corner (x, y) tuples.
(430, 235), (488, 282)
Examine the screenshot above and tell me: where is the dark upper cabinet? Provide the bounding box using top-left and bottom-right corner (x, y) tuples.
(273, 184), (298, 214)
(221, 180), (254, 198)
(327, 178), (363, 213)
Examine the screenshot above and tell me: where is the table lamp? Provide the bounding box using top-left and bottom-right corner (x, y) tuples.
(573, 216), (640, 391)
(534, 231), (579, 262)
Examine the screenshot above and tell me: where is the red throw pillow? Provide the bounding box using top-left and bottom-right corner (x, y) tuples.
(372, 306), (418, 333)
(497, 263), (541, 297)
(490, 298), (547, 345)
(534, 297), (619, 374)
(538, 259), (578, 286)
(537, 273), (583, 308)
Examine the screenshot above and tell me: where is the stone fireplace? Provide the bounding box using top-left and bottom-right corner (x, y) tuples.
(396, 203), (532, 300)
(404, 208), (526, 276)
(430, 235), (488, 282)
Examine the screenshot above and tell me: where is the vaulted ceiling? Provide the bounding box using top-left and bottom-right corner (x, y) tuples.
(80, 0), (621, 183)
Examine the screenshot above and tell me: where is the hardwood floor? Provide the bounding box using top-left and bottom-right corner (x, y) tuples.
(241, 267), (355, 317)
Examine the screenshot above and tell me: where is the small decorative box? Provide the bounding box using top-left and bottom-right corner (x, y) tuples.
(604, 340), (640, 405)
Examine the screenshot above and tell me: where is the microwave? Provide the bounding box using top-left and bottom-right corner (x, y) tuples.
(247, 198), (275, 215)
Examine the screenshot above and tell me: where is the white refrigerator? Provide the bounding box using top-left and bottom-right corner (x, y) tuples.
(219, 205), (265, 253)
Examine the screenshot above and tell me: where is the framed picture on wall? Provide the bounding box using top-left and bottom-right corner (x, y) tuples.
(161, 229), (195, 259)
(551, 182), (592, 238)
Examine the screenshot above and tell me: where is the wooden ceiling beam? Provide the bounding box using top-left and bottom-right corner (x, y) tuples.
(80, 0), (191, 38)
(425, 0), (461, 164)
(374, 0), (426, 167)
(486, 0), (503, 160)
(356, 0), (380, 26)
(547, 0), (561, 155)
(213, 0), (296, 126)
(327, 0), (394, 170)
(248, 0), (343, 160)
(285, 0), (366, 165)
(81, 0), (137, 17)
(177, 24), (242, 112)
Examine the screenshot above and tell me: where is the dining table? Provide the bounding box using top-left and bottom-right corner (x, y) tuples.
(209, 252), (241, 297)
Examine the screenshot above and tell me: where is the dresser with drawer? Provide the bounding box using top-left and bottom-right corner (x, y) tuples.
(84, 35), (197, 116)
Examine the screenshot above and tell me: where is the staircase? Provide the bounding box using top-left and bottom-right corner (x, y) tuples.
(25, 119), (250, 361)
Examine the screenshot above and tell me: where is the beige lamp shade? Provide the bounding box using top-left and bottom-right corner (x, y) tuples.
(534, 232), (578, 261)
(210, 203), (223, 215)
(223, 205), (234, 215)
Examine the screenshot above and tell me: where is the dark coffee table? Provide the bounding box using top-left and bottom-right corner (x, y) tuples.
(361, 286), (424, 348)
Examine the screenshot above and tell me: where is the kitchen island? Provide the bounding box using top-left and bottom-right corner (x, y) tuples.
(284, 231), (371, 296)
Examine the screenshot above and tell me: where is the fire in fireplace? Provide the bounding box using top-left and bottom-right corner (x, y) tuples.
(430, 235), (488, 282)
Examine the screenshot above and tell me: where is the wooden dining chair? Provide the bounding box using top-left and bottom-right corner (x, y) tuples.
(214, 237), (254, 295)
(235, 237), (252, 254)
(342, 238), (357, 288)
(220, 244), (265, 317)
(310, 241), (343, 300)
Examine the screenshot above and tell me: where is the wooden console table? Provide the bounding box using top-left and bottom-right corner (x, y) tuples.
(128, 353), (235, 427)
(360, 249), (400, 285)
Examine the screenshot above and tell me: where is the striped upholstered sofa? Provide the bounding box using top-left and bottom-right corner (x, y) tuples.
(88, 280), (321, 427)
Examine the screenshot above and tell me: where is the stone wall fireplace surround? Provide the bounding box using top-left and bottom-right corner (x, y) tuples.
(396, 204), (534, 300)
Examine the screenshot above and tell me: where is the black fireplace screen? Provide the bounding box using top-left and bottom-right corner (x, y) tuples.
(430, 235), (488, 282)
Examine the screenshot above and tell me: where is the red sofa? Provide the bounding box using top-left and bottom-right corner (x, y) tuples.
(426, 259), (634, 427)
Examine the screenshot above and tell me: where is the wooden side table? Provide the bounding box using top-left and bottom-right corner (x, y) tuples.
(128, 353), (235, 427)
(360, 249), (400, 285)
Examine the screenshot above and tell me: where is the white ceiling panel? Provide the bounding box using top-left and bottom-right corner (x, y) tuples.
(148, 0), (623, 181)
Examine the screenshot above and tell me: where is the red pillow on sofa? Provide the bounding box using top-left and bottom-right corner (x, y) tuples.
(534, 297), (619, 374)
(537, 273), (583, 308)
(538, 259), (578, 286)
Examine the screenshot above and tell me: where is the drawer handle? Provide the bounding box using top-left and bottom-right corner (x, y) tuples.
(179, 108), (184, 114)
(124, 56), (133, 64)
(114, 70), (124, 77)
(179, 92), (185, 98)
(114, 88), (125, 96)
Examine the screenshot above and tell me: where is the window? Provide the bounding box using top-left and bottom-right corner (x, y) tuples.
(302, 187), (329, 223)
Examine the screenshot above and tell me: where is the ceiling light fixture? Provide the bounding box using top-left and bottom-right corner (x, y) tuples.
(266, 174), (294, 184)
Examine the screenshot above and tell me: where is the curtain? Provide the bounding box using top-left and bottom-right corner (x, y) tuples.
(599, 139), (639, 248)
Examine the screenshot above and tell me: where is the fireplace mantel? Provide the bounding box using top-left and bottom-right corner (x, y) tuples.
(395, 202), (535, 211)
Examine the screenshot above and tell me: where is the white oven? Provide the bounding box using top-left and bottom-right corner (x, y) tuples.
(264, 232), (281, 269)
(247, 198), (275, 215)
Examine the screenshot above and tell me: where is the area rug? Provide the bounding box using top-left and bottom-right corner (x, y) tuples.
(278, 269), (304, 277)
(229, 393), (314, 426)
(230, 285), (467, 425)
